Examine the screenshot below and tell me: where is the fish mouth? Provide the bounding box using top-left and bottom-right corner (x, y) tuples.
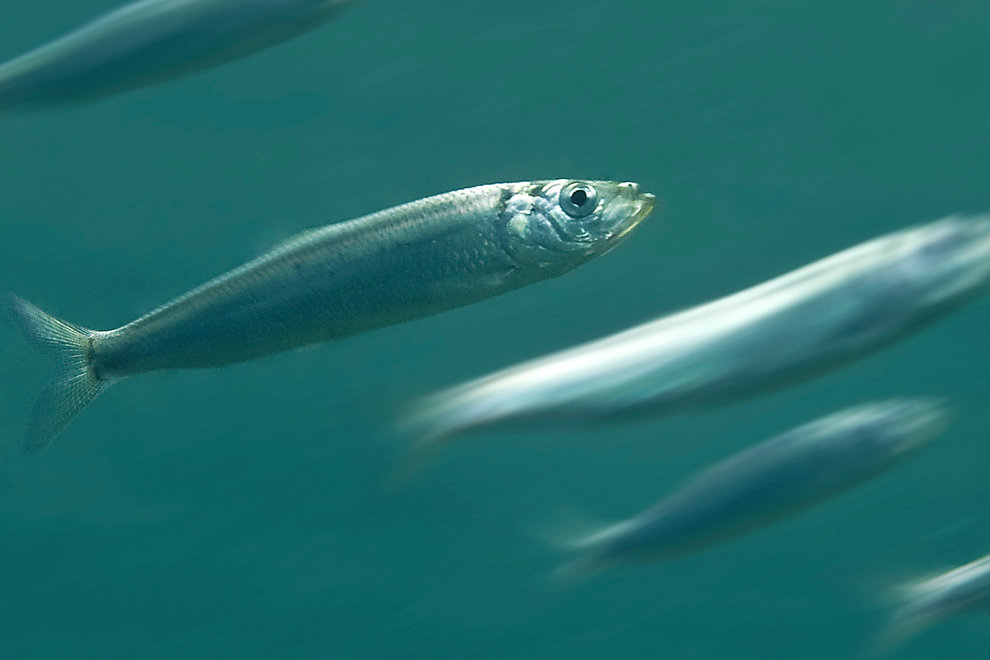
(608, 185), (656, 243)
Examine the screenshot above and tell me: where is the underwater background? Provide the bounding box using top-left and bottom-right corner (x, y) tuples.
(1, 0), (990, 657)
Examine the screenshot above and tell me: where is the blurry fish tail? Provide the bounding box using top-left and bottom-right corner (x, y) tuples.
(403, 391), (475, 445)
(3, 293), (110, 454)
(383, 393), (475, 492)
(536, 508), (619, 586)
(867, 589), (932, 658)
(868, 617), (925, 658)
(549, 552), (611, 585)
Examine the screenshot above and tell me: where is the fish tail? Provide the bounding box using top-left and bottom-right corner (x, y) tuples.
(868, 616), (925, 658)
(548, 553), (610, 585)
(386, 395), (474, 488)
(536, 508), (618, 585)
(3, 293), (109, 454)
(402, 393), (471, 446)
(867, 588), (933, 657)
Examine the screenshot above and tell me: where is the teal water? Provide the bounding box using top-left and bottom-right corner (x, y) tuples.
(2, 1), (990, 657)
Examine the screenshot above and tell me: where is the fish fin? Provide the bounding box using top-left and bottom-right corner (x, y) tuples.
(3, 293), (109, 454)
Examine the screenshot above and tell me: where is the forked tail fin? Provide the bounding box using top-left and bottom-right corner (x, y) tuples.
(3, 293), (108, 454)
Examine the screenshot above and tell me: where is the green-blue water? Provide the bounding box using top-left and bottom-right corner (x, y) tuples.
(2, 1), (990, 657)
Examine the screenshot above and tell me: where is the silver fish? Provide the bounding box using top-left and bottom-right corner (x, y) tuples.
(552, 399), (949, 577)
(0, 0), (358, 108)
(880, 552), (990, 651)
(412, 216), (990, 443)
(5, 179), (655, 452)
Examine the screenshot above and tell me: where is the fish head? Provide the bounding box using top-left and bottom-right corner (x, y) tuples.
(885, 215), (990, 308)
(856, 398), (953, 459)
(500, 180), (655, 273)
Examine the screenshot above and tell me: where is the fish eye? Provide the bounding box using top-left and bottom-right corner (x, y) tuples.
(559, 182), (599, 218)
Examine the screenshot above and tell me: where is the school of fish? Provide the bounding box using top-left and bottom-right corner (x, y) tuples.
(2, 0), (987, 655)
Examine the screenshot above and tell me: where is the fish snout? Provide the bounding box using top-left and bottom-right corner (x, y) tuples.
(597, 182), (656, 247)
(888, 398), (954, 456)
(617, 181), (657, 212)
(634, 192), (657, 225)
(622, 183), (657, 229)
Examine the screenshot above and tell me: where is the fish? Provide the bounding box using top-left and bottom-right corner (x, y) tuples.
(410, 215), (990, 444)
(4, 179), (655, 453)
(549, 399), (950, 578)
(877, 552), (990, 652)
(0, 0), (359, 108)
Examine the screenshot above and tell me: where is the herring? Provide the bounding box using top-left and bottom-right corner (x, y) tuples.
(411, 215), (990, 443)
(879, 552), (990, 651)
(4, 179), (655, 452)
(550, 400), (949, 577)
(0, 0), (358, 108)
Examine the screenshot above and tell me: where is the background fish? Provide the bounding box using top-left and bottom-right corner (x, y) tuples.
(877, 552), (990, 653)
(0, 0), (359, 108)
(550, 400), (950, 578)
(410, 216), (990, 446)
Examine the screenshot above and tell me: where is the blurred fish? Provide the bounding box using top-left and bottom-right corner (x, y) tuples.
(0, 0), (359, 108)
(549, 400), (950, 578)
(411, 215), (990, 444)
(4, 180), (655, 452)
(877, 552), (990, 653)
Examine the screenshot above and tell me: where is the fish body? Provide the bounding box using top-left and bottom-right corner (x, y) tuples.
(879, 553), (990, 650)
(5, 180), (654, 451)
(415, 216), (990, 441)
(0, 0), (357, 107)
(557, 400), (948, 573)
